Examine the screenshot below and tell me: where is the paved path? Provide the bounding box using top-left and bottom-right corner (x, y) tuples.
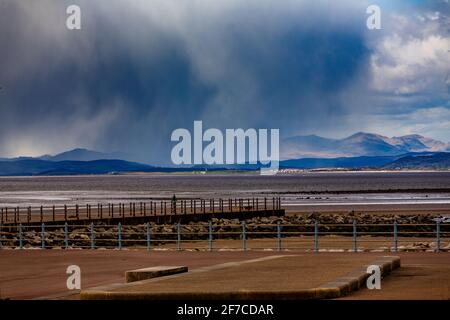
(339, 253), (450, 300)
(0, 250), (276, 299)
(83, 254), (378, 299)
(1, 250), (449, 300)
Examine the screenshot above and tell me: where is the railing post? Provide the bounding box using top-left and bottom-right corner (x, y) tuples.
(40, 206), (43, 222)
(242, 221), (247, 251)
(277, 221), (281, 251)
(52, 205), (55, 222)
(19, 224), (23, 249)
(118, 222), (122, 250)
(352, 220), (357, 253)
(90, 223), (95, 249)
(314, 221), (319, 253)
(393, 221), (398, 253)
(64, 205), (67, 221)
(41, 223), (45, 249)
(146, 223), (151, 251)
(177, 223), (181, 251)
(64, 222), (69, 249)
(208, 221), (213, 252)
(436, 220), (441, 253)
(272, 198), (275, 214)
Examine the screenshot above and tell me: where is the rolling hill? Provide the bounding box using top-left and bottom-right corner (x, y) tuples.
(0, 159), (156, 176)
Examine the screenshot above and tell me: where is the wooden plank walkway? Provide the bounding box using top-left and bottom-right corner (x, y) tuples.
(0, 197), (284, 226)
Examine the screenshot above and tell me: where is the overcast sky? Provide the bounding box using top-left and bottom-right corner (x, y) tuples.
(0, 0), (449, 164)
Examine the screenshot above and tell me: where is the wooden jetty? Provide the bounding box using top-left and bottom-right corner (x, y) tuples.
(0, 197), (284, 226)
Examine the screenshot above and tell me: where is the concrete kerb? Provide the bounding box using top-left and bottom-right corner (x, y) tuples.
(318, 256), (401, 298)
(80, 256), (401, 300)
(125, 266), (188, 283)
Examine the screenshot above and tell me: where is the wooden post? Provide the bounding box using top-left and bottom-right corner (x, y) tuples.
(40, 206), (43, 222)
(76, 204), (79, 220)
(28, 207), (31, 223)
(272, 198), (275, 214)
(64, 205), (67, 221)
(164, 202), (167, 215)
(144, 203), (146, 216)
(52, 205), (55, 222)
(14, 207), (17, 224)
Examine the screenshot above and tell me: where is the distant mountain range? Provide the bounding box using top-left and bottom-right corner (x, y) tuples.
(1, 133), (450, 175)
(279, 152), (450, 170)
(0, 148), (129, 162)
(0, 159), (157, 176)
(281, 132), (449, 159)
(38, 148), (129, 162)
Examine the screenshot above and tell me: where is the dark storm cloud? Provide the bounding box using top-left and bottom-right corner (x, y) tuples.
(1, 0), (446, 163)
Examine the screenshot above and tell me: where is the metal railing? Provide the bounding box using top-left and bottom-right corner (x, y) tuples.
(0, 221), (448, 252)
